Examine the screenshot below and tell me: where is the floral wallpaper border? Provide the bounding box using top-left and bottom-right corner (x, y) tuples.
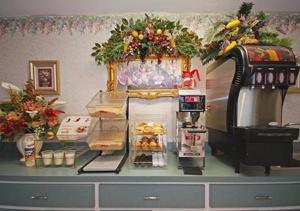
(0, 12), (300, 37)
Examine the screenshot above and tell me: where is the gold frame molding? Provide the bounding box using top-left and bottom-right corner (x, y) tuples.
(29, 60), (60, 95)
(106, 56), (191, 99)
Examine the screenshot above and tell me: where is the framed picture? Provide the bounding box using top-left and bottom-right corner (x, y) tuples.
(29, 60), (60, 95)
(107, 56), (191, 99)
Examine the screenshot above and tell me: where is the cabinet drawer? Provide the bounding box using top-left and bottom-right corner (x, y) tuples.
(210, 183), (300, 208)
(99, 184), (205, 208)
(0, 183), (94, 208)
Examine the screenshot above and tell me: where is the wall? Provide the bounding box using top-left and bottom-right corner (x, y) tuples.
(0, 30), (108, 115)
(1, 0), (300, 16)
(0, 12), (300, 141)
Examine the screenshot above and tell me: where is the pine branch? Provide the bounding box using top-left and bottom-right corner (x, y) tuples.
(237, 2), (254, 18)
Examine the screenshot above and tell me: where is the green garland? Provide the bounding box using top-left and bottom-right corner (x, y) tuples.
(200, 2), (293, 65)
(91, 3), (294, 66)
(91, 14), (202, 64)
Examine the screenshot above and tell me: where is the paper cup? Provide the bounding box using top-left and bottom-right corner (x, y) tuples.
(41, 150), (53, 166)
(65, 150), (76, 166)
(53, 150), (64, 166)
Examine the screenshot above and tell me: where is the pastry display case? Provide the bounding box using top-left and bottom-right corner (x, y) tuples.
(79, 91), (129, 173)
(86, 91), (127, 119)
(87, 119), (128, 151)
(130, 116), (167, 168)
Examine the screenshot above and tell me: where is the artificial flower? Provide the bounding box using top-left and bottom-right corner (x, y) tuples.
(0, 80), (63, 140)
(200, 2), (292, 64)
(91, 14), (202, 65)
(23, 100), (41, 111)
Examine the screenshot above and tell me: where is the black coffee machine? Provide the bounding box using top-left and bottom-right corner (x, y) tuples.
(206, 45), (299, 174)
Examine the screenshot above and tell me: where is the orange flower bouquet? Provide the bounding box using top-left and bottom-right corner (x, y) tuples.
(0, 80), (63, 140)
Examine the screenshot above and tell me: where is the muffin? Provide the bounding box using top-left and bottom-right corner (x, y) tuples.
(149, 141), (158, 150)
(141, 142), (150, 151)
(141, 136), (149, 142)
(135, 141), (142, 149)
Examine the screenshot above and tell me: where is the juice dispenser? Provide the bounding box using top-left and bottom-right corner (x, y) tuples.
(206, 45), (299, 174)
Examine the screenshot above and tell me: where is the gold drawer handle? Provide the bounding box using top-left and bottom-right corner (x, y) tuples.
(255, 195), (272, 200)
(31, 195), (48, 200)
(144, 196), (160, 200)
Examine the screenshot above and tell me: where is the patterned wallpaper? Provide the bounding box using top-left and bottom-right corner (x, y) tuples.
(0, 12), (300, 37)
(0, 12), (299, 134)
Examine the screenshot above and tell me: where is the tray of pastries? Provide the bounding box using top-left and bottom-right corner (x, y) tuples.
(135, 122), (165, 135)
(133, 135), (164, 152)
(132, 152), (166, 167)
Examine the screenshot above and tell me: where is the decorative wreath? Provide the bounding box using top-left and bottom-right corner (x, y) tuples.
(200, 2), (292, 65)
(91, 14), (202, 65)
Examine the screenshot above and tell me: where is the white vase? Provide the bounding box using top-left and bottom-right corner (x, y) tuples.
(16, 133), (43, 162)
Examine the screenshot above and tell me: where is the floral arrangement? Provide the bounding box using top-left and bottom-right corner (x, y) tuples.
(0, 80), (63, 140)
(91, 14), (202, 64)
(200, 2), (293, 65)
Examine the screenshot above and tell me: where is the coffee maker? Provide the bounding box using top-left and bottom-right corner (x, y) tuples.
(176, 89), (206, 174)
(206, 45), (299, 174)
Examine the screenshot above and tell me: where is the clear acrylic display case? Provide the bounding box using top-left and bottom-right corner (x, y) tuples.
(130, 115), (168, 168)
(87, 119), (128, 151)
(86, 91), (128, 119)
(85, 91), (128, 152)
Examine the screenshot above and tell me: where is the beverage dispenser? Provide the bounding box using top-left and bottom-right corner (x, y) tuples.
(206, 45), (299, 174)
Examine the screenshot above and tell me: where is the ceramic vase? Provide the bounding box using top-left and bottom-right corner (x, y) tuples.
(16, 133), (43, 162)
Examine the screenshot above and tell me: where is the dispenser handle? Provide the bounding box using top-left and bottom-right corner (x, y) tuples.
(255, 195), (272, 200)
(144, 196), (160, 200)
(31, 195), (48, 200)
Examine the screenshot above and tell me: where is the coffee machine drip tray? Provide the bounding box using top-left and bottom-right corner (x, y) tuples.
(182, 122), (192, 128)
(233, 126), (299, 142)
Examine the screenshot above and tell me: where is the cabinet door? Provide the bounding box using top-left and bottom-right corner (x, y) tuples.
(210, 183), (300, 208)
(0, 183), (94, 208)
(99, 184), (205, 209)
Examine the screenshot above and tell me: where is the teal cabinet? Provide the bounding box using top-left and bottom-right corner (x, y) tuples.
(99, 184), (205, 209)
(0, 183), (94, 208)
(210, 183), (300, 208)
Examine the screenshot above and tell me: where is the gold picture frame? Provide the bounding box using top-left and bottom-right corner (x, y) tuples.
(29, 60), (60, 95)
(106, 56), (191, 99)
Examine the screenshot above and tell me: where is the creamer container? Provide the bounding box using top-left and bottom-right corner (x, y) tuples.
(24, 138), (35, 167)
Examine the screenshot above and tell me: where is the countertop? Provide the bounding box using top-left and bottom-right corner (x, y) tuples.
(0, 142), (300, 183)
